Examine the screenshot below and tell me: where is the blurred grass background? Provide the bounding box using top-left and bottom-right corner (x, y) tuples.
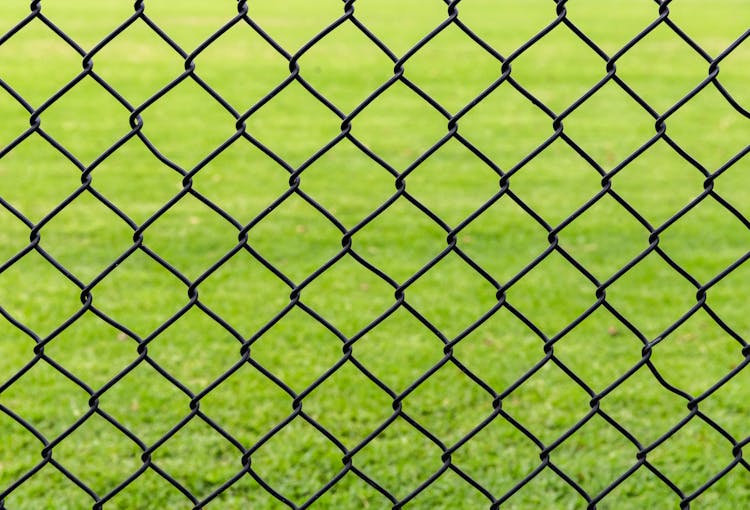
(1, 0), (750, 508)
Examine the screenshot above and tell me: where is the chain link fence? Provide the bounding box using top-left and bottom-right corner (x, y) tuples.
(2, 0), (750, 508)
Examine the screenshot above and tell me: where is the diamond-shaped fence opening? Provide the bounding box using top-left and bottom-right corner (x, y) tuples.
(610, 138), (705, 226)
(0, 359), (91, 439)
(562, 79), (656, 168)
(599, 367), (689, 447)
(89, 19), (186, 107)
(403, 23), (501, 115)
(2, 463), (96, 510)
(659, 197), (750, 283)
(650, 309), (745, 398)
(296, 138), (395, 228)
(665, 84), (750, 171)
(39, 75), (131, 166)
(248, 306), (345, 392)
(192, 20), (290, 113)
(352, 196), (447, 282)
(666, 0), (750, 58)
(549, 413), (639, 499)
(500, 465), (588, 509)
(0, 17), (81, 107)
(351, 306), (445, 393)
(614, 21), (709, 114)
(697, 364), (750, 441)
(350, 79), (448, 171)
(245, 192), (344, 283)
(595, 464), (678, 510)
(558, 194), (647, 279)
(500, 360), (593, 447)
(193, 248), (291, 337)
(0, 133), (81, 223)
(197, 361), (292, 449)
(353, 415), (445, 501)
(604, 251), (698, 340)
(510, 22), (607, 114)
(449, 412), (542, 496)
(402, 361), (495, 445)
(0, 313), (36, 380)
(88, 249), (188, 339)
(138, 78), (240, 170)
(301, 361), (394, 448)
(405, 251), (498, 338)
(703, 257), (750, 338)
(0, 250), (84, 337)
(645, 415), (737, 497)
(248, 416), (345, 506)
(300, 254), (394, 337)
(244, 80), (344, 169)
(50, 414), (144, 496)
(452, 193), (550, 283)
(402, 138), (499, 227)
(712, 156), (750, 220)
(3, 1), (750, 508)
(297, 20), (395, 114)
(352, 0), (447, 57)
(503, 137), (600, 226)
(37, 191), (135, 282)
(0, 209), (31, 266)
(504, 250), (596, 337)
(458, 80), (553, 171)
(149, 416), (244, 500)
(42, 311), (138, 390)
(143, 193), (240, 279)
(98, 361), (191, 446)
(142, 306), (240, 391)
(405, 469), (494, 509)
(87, 137), (183, 225)
(449, 305), (546, 393)
(0, 90), (29, 149)
(564, 0), (656, 57)
(716, 42), (750, 110)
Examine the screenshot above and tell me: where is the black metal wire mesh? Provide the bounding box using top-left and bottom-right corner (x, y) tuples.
(2, 0), (750, 508)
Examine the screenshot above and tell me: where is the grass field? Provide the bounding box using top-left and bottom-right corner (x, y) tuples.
(2, 0), (750, 508)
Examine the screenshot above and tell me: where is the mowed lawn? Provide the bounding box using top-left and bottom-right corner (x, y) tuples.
(2, 0), (750, 508)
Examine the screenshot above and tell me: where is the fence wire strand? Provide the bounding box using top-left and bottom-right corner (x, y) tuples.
(1, 0), (750, 508)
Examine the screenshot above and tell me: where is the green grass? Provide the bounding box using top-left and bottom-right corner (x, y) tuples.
(2, 0), (750, 508)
